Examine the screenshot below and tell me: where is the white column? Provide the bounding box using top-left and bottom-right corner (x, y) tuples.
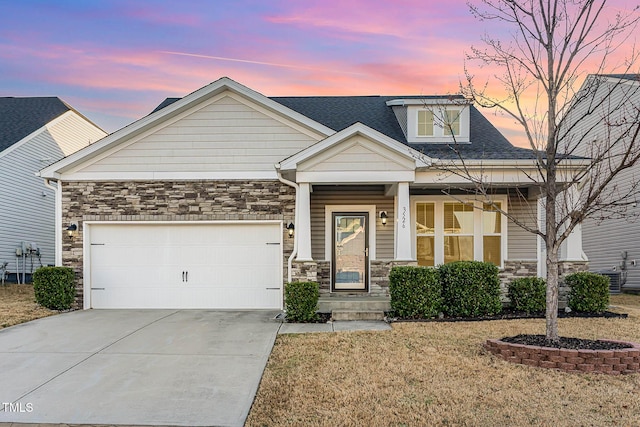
(561, 222), (585, 261)
(395, 182), (413, 260)
(560, 186), (586, 262)
(296, 182), (313, 261)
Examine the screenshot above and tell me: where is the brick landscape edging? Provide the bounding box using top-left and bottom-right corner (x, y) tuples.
(484, 338), (640, 375)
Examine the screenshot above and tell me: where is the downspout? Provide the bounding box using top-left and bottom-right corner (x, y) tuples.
(275, 164), (298, 283)
(43, 178), (63, 266)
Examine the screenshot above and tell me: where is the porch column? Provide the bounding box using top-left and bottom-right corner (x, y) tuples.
(296, 182), (313, 261)
(396, 181), (413, 260)
(559, 186), (586, 262)
(561, 223), (585, 261)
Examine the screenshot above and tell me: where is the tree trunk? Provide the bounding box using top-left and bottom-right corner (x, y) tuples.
(545, 243), (560, 343)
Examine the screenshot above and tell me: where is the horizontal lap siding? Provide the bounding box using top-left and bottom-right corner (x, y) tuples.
(0, 114), (105, 272)
(78, 95), (317, 174)
(310, 187), (395, 261)
(570, 81), (640, 287)
(508, 195), (538, 260)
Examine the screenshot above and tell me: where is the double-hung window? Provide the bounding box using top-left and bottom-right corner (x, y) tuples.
(416, 203), (435, 266)
(413, 198), (507, 267)
(417, 108), (461, 137)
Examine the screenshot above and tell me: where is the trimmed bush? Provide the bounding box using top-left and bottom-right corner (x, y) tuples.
(33, 266), (76, 310)
(508, 277), (546, 313)
(389, 266), (442, 318)
(285, 281), (319, 322)
(439, 261), (502, 317)
(566, 272), (610, 313)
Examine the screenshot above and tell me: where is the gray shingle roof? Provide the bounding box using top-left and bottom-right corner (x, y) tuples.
(152, 94), (537, 160)
(0, 97), (72, 152)
(602, 74), (640, 82)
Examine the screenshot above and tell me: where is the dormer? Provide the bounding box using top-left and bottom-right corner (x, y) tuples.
(386, 97), (471, 144)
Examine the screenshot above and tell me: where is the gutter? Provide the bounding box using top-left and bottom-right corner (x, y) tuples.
(275, 164), (298, 283)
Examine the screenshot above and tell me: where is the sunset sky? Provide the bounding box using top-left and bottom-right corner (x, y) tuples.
(1, 0), (638, 147)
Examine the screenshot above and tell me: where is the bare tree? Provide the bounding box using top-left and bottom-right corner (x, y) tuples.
(452, 0), (640, 342)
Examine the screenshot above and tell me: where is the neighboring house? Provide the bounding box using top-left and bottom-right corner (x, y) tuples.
(570, 74), (640, 291)
(0, 97), (106, 282)
(39, 77), (586, 310)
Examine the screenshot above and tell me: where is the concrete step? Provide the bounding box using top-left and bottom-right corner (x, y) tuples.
(318, 296), (390, 312)
(331, 310), (385, 321)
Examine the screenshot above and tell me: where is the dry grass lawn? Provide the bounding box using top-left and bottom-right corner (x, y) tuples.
(0, 283), (56, 329)
(247, 294), (640, 427)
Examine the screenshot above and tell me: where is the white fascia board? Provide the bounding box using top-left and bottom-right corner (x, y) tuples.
(60, 170), (279, 181)
(40, 77), (334, 179)
(279, 122), (431, 170)
(297, 170), (415, 183)
(385, 98), (471, 107)
(426, 158), (590, 170)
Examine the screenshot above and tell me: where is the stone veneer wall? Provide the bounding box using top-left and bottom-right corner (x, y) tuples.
(62, 180), (296, 307)
(501, 260), (589, 307)
(290, 259), (588, 301)
(291, 260), (417, 296)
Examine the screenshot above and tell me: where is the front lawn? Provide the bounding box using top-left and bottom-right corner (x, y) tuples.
(0, 283), (56, 329)
(247, 294), (640, 426)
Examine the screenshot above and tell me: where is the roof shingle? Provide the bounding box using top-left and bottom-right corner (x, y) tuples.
(0, 97), (71, 152)
(152, 94), (537, 160)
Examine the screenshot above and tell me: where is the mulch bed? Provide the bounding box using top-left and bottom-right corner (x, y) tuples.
(387, 309), (627, 323)
(502, 334), (632, 350)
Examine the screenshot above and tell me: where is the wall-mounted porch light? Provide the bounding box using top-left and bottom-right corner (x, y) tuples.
(66, 223), (77, 237)
(379, 211), (388, 226)
(287, 222), (295, 238)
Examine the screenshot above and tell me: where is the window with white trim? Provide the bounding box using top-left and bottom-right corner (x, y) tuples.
(416, 202), (435, 266)
(444, 202), (474, 263)
(417, 108), (461, 137)
(413, 197), (507, 267)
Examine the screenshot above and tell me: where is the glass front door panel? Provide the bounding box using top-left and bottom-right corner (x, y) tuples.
(333, 214), (367, 290)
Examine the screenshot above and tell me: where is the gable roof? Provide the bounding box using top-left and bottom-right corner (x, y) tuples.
(0, 97), (72, 152)
(153, 94), (535, 160)
(39, 77), (334, 179)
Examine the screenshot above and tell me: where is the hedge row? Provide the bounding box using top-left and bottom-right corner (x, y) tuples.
(390, 264), (610, 318)
(390, 261), (501, 318)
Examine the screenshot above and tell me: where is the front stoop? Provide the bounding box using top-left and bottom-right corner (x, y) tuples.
(318, 296), (390, 321)
(332, 310), (385, 321)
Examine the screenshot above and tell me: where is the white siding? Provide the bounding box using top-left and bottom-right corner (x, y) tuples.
(570, 77), (640, 287)
(0, 113), (106, 276)
(300, 136), (415, 173)
(76, 94), (319, 174)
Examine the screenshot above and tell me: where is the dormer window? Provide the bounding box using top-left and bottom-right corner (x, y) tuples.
(417, 107), (463, 138)
(444, 110), (460, 136)
(387, 98), (471, 144)
(417, 111), (434, 136)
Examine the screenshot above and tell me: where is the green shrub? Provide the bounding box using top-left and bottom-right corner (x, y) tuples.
(439, 261), (502, 317)
(389, 266), (442, 318)
(566, 272), (610, 313)
(508, 277), (546, 313)
(285, 281), (319, 322)
(32, 266), (76, 310)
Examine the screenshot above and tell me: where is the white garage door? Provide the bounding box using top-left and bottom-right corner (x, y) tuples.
(87, 223), (282, 309)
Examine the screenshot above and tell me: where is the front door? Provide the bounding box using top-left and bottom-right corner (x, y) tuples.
(332, 212), (369, 291)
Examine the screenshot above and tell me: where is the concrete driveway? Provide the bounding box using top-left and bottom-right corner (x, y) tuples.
(0, 309), (281, 427)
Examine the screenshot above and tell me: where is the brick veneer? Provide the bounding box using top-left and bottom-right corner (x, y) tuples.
(62, 180), (296, 307)
(484, 339), (640, 374)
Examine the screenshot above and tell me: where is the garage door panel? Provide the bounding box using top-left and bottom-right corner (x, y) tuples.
(88, 223), (282, 309)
